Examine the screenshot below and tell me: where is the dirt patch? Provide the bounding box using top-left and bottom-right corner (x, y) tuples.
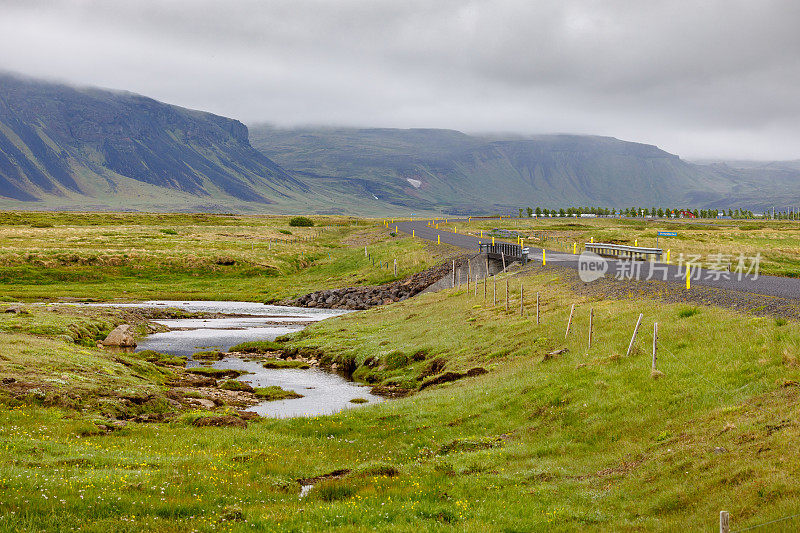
(419, 367), (488, 391)
(297, 468), (351, 485)
(191, 415), (247, 428)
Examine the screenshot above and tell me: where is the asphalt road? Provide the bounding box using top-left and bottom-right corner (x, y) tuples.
(395, 219), (800, 300)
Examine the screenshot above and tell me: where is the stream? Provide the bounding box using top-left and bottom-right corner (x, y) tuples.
(90, 300), (384, 418)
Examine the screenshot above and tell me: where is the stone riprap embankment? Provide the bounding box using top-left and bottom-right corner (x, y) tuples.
(284, 258), (466, 310)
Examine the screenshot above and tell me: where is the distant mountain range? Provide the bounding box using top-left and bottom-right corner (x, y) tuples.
(0, 72), (798, 214)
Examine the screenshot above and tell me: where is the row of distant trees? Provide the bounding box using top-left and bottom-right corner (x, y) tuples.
(517, 206), (758, 219)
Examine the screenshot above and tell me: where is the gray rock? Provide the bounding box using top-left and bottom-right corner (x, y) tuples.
(192, 398), (216, 409)
(101, 324), (137, 348)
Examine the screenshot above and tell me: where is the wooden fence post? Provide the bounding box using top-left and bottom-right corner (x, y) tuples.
(394, 259), (397, 276)
(652, 322), (658, 371)
(719, 511), (729, 533)
(588, 308), (594, 349)
(475, 275), (478, 297)
(626, 313), (644, 358)
(536, 292), (540, 325)
(501, 252), (506, 272)
(565, 304), (575, 339)
(468, 261), (472, 292)
(520, 282), (524, 316)
(493, 277), (497, 306)
(505, 279), (509, 312)
(452, 260), (456, 288)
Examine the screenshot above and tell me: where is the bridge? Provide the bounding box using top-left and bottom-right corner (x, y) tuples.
(478, 242), (528, 265)
(585, 242), (662, 261)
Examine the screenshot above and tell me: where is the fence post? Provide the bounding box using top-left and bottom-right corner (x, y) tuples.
(719, 511), (729, 533)
(452, 260), (456, 288)
(468, 260), (471, 294)
(475, 275), (478, 297)
(536, 292), (540, 325)
(493, 277), (497, 306)
(501, 252), (506, 272)
(505, 279), (509, 312)
(626, 313), (644, 357)
(364, 246), (367, 257)
(588, 308), (594, 349)
(565, 304), (575, 339)
(484, 276), (487, 299)
(520, 282), (524, 316)
(652, 322), (658, 371)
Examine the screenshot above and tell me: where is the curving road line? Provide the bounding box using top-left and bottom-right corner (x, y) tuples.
(395, 219), (800, 300)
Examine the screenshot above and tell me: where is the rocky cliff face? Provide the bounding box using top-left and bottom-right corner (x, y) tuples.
(0, 73), (306, 204)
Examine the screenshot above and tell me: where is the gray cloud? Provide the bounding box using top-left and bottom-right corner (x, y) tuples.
(0, 0), (798, 159)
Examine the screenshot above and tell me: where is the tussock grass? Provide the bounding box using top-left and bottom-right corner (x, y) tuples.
(253, 386), (303, 401)
(229, 340), (282, 353)
(261, 360), (310, 369)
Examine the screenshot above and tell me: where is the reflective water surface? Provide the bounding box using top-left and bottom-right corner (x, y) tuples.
(101, 301), (381, 417)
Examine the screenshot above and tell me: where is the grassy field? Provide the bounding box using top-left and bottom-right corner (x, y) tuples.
(439, 216), (800, 277)
(0, 212), (444, 302)
(2, 255), (800, 530)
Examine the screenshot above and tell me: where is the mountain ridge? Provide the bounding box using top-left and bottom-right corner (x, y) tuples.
(250, 125), (751, 212)
(1, 73), (799, 214)
(0, 72), (308, 209)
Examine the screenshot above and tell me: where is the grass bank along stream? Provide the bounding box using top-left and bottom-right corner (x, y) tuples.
(3, 261), (800, 530)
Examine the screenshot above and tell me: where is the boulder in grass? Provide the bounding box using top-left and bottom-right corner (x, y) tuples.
(102, 324), (137, 348)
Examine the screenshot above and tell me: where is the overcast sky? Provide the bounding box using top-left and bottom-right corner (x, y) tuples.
(1, 0), (798, 160)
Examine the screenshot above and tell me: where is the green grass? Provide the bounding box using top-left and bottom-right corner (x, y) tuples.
(253, 386), (304, 401)
(3, 268), (800, 529)
(4, 215), (800, 530)
(185, 367), (247, 378)
(0, 212), (446, 302)
(261, 360), (311, 369)
(193, 350), (225, 361)
(229, 340), (283, 353)
(219, 380), (254, 392)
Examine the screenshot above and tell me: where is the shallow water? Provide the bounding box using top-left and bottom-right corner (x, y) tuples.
(215, 357), (382, 418)
(117, 301), (382, 417)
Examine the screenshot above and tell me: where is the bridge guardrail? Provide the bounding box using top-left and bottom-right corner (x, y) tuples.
(585, 243), (662, 261)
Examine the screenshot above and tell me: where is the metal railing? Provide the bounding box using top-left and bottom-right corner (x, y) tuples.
(479, 242), (527, 263)
(585, 242), (662, 261)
